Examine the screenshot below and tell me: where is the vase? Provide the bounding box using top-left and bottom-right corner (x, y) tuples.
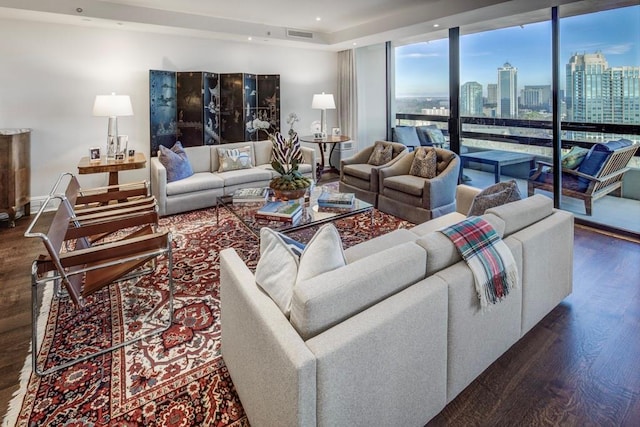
(273, 188), (307, 201)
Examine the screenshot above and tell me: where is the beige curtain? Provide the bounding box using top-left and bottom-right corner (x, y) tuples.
(337, 49), (358, 141)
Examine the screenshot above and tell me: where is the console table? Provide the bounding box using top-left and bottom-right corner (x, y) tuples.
(77, 152), (147, 186)
(0, 129), (31, 227)
(300, 135), (350, 181)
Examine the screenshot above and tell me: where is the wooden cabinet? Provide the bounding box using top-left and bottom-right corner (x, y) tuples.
(0, 129), (30, 227)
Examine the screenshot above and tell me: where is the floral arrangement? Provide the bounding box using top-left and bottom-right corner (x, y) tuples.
(267, 113), (312, 192)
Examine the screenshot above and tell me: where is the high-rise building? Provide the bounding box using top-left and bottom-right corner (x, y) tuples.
(487, 84), (497, 106)
(521, 85), (551, 110)
(497, 62), (518, 118)
(461, 81), (483, 116)
(566, 52), (640, 124)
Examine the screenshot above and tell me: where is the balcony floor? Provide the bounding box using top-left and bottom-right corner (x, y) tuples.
(462, 169), (640, 234)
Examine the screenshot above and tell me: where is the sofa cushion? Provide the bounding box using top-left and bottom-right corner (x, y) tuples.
(217, 145), (254, 172)
(291, 241), (427, 340)
(297, 224), (346, 284)
(218, 167), (273, 187)
(485, 194), (553, 236)
(561, 146), (589, 169)
(409, 147), (437, 178)
(343, 163), (374, 181)
(255, 228), (306, 317)
(165, 172), (225, 196)
(368, 141), (393, 166)
(384, 175), (424, 196)
(415, 213), (505, 276)
(394, 126), (420, 148)
(418, 126), (446, 146)
(158, 141), (194, 182)
(467, 180), (522, 216)
(184, 146), (213, 173)
(344, 228), (418, 263)
(253, 139), (273, 165)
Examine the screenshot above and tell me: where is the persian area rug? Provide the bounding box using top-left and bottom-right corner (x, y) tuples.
(4, 206), (411, 426)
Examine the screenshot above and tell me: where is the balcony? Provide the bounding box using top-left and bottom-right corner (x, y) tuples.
(396, 114), (640, 235)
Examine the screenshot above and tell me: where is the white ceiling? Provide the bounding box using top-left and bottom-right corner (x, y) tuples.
(0, 0), (636, 50)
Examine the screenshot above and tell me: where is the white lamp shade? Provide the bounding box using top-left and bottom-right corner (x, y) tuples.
(93, 94), (133, 117)
(311, 93), (336, 110)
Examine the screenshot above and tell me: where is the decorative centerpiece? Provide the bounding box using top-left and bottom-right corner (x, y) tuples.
(268, 113), (312, 200)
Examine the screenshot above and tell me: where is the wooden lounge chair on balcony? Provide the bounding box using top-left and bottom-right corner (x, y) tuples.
(24, 186), (173, 376)
(528, 140), (638, 215)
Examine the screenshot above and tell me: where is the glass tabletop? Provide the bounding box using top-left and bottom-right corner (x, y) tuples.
(217, 186), (374, 238)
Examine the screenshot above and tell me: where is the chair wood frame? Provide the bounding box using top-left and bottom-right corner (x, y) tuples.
(528, 144), (638, 215)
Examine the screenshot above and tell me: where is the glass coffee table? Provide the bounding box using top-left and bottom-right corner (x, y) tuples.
(216, 187), (374, 238)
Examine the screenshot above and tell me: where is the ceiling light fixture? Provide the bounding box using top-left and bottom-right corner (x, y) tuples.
(433, 24), (440, 28)
(316, 17), (321, 21)
(248, 36), (252, 41)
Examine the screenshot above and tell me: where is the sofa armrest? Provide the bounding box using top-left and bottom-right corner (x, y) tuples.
(342, 146), (374, 168)
(378, 153), (414, 190)
(220, 248), (317, 427)
(455, 184), (481, 215)
(150, 156), (168, 217)
(301, 146), (317, 180)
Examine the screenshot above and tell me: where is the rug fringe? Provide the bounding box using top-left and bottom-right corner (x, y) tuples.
(2, 282), (54, 427)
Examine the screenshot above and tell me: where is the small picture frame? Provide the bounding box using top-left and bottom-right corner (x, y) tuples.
(128, 149), (136, 157)
(313, 132), (324, 139)
(332, 127), (341, 137)
(115, 153), (125, 161)
(89, 147), (101, 161)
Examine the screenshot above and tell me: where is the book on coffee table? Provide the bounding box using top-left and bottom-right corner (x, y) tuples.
(317, 190), (355, 208)
(232, 187), (270, 203)
(255, 201), (302, 223)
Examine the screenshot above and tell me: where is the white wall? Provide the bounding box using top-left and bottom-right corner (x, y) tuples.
(0, 19), (337, 204)
(355, 43), (388, 151)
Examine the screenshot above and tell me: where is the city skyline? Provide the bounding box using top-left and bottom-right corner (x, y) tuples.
(395, 5), (640, 98)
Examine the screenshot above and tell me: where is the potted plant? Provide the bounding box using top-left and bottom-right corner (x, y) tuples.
(259, 113), (312, 200)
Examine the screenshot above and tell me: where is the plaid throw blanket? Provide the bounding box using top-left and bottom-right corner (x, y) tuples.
(440, 217), (518, 310)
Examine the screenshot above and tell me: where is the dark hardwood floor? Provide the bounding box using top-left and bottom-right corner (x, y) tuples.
(1, 214), (639, 425)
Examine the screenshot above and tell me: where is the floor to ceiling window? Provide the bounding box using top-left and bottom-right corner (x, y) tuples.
(391, 4), (639, 234)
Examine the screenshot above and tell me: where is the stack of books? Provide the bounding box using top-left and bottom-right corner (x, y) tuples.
(317, 191), (355, 208)
(255, 201), (303, 223)
(232, 187), (270, 204)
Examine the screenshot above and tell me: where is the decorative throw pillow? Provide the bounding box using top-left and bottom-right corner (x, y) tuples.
(217, 146), (253, 172)
(467, 180), (522, 216)
(254, 224), (346, 317)
(409, 147), (437, 178)
(561, 146), (588, 169)
(255, 228), (306, 317)
(297, 223), (347, 284)
(158, 141), (194, 183)
(367, 141), (393, 166)
(418, 127), (446, 146)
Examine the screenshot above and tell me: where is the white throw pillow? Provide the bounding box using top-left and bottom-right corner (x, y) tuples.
(254, 223), (346, 317)
(255, 228), (305, 316)
(297, 224), (346, 284)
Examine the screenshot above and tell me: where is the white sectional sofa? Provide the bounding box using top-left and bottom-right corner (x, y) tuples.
(150, 140), (316, 216)
(220, 187), (574, 426)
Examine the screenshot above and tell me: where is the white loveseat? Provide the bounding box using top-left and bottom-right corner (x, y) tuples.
(150, 140), (316, 216)
(220, 186), (574, 426)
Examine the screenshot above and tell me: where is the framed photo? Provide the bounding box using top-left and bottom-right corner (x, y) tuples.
(115, 153), (125, 161)
(89, 147), (101, 161)
(128, 149), (136, 157)
(332, 127), (341, 136)
(313, 132), (324, 139)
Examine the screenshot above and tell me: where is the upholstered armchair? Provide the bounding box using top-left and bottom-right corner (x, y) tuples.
(339, 141), (408, 206)
(378, 147), (460, 224)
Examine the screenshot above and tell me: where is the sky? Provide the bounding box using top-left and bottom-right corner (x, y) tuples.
(395, 5), (640, 98)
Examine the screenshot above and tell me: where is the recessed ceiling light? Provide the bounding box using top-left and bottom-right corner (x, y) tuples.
(248, 36), (252, 41)
(433, 24), (440, 28)
(316, 17), (321, 21)
(352, 42), (357, 46)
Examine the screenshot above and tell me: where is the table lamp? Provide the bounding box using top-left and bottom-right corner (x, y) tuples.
(311, 92), (335, 138)
(93, 93), (133, 158)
